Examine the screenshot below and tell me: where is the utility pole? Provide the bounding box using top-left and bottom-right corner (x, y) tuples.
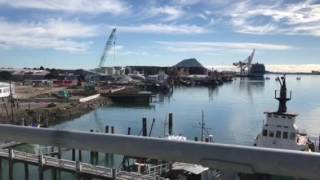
(9, 80), (14, 122)
(201, 110), (204, 142)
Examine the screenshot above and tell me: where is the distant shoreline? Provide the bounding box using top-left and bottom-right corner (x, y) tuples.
(266, 72), (320, 75)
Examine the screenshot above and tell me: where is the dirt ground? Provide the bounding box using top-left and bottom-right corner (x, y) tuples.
(0, 85), (109, 125)
(14, 85), (66, 99)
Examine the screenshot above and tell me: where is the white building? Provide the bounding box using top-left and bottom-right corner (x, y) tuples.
(0, 82), (14, 98)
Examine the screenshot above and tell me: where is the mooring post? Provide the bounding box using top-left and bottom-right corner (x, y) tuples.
(127, 127), (131, 135)
(8, 149), (14, 180)
(78, 150), (82, 161)
(58, 146), (62, 159)
(104, 126), (109, 157)
(105, 125), (109, 133)
(168, 113), (173, 135)
(111, 126), (114, 134)
(142, 117), (147, 136)
(90, 129), (95, 164)
(24, 162), (29, 180)
(38, 155), (44, 180)
(194, 137), (198, 141)
(72, 149), (76, 161)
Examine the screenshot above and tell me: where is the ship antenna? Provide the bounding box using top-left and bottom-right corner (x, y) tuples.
(275, 75), (291, 113)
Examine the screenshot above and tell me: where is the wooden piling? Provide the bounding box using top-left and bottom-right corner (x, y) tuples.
(127, 127), (131, 135)
(72, 149), (76, 161)
(78, 150), (82, 161)
(24, 162), (29, 180)
(168, 113), (173, 135)
(58, 146), (62, 159)
(8, 149), (13, 180)
(111, 126), (114, 134)
(105, 125), (109, 133)
(142, 117), (147, 136)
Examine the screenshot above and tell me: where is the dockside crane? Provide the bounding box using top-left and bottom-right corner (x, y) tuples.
(233, 49), (255, 76)
(98, 28), (117, 68)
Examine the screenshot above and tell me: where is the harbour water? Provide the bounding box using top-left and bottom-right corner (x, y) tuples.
(54, 74), (320, 145)
(2, 74), (320, 179)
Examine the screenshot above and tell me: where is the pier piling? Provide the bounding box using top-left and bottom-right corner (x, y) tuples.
(127, 127), (131, 135)
(72, 149), (76, 161)
(142, 117), (147, 136)
(168, 113), (173, 135)
(111, 126), (114, 134)
(24, 162), (29, 180)
(105, 125), (109, 133)
(58, 146), (62, 159)
(8, 149), (13, 180)
(78, 150), (82, 161)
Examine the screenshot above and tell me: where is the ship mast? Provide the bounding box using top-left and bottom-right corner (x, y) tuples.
(275, 76), (291, 114)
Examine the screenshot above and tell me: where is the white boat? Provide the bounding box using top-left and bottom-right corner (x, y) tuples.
(254, 76), (314, 151)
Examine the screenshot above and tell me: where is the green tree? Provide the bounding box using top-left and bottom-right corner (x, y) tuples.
(0, 71), (12, 81)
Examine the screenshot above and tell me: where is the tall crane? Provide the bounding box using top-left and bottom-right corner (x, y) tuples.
(98, 28), (116, 68)
(233, 49), (255, 76)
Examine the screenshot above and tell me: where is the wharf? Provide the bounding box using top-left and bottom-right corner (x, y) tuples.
(0, 148), (164, 180)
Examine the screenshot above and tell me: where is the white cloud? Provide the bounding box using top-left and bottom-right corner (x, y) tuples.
(173, 0), (201, 6)
(0, 0), (128, 14)
(157, 41), (292, 53)
(0, 19), (98, 52)
(117, 24), (209, 34)
(149, 6), (184, 21)
(225, 0), (320, 36)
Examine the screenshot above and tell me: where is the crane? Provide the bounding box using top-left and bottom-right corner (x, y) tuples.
(98, 28), (116, 68)
(233, 49), (255, 76)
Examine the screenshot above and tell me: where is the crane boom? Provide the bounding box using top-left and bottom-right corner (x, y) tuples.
(247, 49), (255, 67)
(98, 28), (116, 68)
(233, 49), (256, 76)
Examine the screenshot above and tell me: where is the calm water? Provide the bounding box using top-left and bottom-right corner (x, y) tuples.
(54, 74), (320, 145)
(2, 74), (320, 179)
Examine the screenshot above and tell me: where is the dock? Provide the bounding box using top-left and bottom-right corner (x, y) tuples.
(0, 148), (165, 180)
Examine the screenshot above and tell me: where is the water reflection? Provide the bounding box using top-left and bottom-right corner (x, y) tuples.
(208, 86), (219, 102)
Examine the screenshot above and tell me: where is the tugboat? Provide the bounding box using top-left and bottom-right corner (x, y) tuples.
(254, 75), (314, 151)
(240, 76), (316, 180)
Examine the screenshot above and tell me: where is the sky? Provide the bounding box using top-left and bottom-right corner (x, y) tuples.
(0, 0), (320, 72)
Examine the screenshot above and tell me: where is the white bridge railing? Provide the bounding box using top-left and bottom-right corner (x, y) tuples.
(0, 124), (319, 179)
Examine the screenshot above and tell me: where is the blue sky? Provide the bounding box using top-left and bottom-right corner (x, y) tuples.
(0, 0), (320, 71)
